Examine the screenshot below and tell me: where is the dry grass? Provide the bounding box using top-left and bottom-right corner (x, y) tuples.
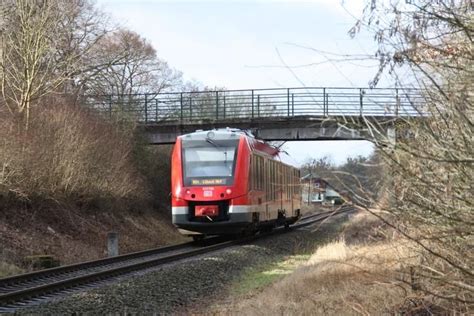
(300, 204), (333, 215)
(0, 261), (23, 278)
(207, 211), (451, 315)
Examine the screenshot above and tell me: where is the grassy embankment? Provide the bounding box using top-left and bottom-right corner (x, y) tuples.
(209, 209), (449, 315)
(0, 103), (184, 277)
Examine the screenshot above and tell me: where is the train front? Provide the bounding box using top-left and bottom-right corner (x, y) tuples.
(171, 130), (252, 237)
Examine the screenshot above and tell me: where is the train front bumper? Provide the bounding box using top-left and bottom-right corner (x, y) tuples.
(172, 211), (254, 235)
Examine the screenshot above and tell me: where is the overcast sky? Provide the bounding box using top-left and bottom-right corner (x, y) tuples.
(97, 0), (383, 165)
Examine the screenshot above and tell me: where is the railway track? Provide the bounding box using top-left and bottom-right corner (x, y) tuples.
(0, 205), (355, 312)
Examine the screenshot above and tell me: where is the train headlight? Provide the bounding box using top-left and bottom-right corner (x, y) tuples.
(207, 131), (215, 139)
(226, 188), (232, 195)
(186, 189), (191, 195)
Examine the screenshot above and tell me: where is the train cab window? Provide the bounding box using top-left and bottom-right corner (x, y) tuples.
(182, 138), (239, 186)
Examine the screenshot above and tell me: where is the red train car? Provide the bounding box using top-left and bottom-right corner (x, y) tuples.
(171, 128), (301, 239)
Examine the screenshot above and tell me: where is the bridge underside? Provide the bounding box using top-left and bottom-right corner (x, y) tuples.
(144, 116), (395, 144)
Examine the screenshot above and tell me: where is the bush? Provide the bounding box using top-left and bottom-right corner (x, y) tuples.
(0, 101), (148, 205)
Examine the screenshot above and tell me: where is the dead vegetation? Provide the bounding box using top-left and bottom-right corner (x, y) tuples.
(350, 0), (473, 310)
(0, 0), (187, 276)
(208, 211), (464, 315)
(0, 101), (184, 274)
(293, 1), (473, 311)
(0, 102), (144, 203)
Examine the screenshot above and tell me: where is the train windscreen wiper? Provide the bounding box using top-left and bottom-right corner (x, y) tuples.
(205, 138), (229, 164)
(205, 137), (219, 148)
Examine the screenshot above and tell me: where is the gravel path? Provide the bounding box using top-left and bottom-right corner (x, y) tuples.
(15, 214), (348, 315)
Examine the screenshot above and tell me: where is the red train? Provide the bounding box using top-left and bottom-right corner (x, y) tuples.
(171, 128), (301, 240)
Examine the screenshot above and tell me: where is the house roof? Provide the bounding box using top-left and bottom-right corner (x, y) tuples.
(300, 173), (321, 180)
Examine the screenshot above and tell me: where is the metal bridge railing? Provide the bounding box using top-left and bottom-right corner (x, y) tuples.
(84, 87), (425, 124)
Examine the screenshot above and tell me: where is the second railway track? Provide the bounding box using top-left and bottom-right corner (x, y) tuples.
(0, 205), (355, 312)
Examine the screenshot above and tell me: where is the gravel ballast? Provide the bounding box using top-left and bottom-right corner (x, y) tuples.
(17, 214), (349, 315)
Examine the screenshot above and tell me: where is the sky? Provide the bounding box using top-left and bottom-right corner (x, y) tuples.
(97, 0), (381, 165)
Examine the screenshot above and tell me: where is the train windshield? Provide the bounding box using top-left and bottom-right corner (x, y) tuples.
(182, 138), (239, 186)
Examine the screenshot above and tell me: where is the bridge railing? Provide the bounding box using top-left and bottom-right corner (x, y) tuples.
(84, 87), (425, 124)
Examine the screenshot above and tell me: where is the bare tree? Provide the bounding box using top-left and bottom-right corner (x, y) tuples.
(83, 29), (183, 97)
(0, 0), (113, 128)
(345, 0), (473, 310)
(78, 29), (184, 122)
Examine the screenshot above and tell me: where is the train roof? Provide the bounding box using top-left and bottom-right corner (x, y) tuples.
(179, 128), (251, 141)
(179, 128), (299, 169)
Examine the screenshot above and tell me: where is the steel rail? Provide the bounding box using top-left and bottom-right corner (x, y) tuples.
(0, 241), (197, 289)
(0, 205), (354, 310)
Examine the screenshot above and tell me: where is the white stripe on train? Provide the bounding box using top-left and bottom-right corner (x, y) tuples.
(172, 205), (254, 215)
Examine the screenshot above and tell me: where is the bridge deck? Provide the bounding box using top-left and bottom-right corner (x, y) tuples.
(85, 87), (423, 143)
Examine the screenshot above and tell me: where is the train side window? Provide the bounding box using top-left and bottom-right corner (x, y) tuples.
(255, 156), (260, 190)
(287, 167), (290, 200)
(265, 160), (272, 200)
(275, 162), (278, 200)
(250, 155), (254, 190)
(273, 161), (276, 200)
(258, 156), (262, 190)
(270, 161), (274, 201)
(254, 155), (258, 190)
(293, 170), (296, 196)
(293, 169), (296, 197)
(270, 162), (273, 201)
(288, 168), (291, 198)
(293, 170), (299, 194)
(288, 167), (290, 200)
(250, 155), (253, 190)
(264, 158), (268, 199)
(268, 159), (271, 200)
(268, 159), (271, 199)
(291, 168), (294, 198)
(278, 163), (281, 199)
(289, 169), (292, 198)
(291, 170), (294, 198)
(291, 168), (293, 198)
(275, 162), (278, 201)
(254, 156), (258, 190)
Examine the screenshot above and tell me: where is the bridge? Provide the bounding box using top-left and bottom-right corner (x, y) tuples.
(86, 87), (423, 144)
